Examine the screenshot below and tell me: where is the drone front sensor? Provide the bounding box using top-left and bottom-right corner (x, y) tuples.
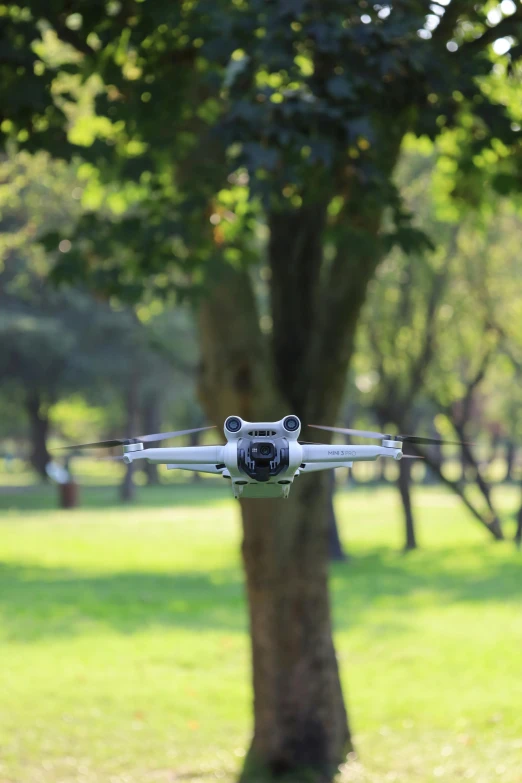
(225, 417), (242, 433)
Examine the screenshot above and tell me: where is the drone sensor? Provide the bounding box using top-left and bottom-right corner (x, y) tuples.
(283, 416), (300, 432)
(225, 416), (242, 433)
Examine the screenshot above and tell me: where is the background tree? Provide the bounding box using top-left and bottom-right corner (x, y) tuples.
(0, 150), (192, 483)
(350, 142), (522, 546)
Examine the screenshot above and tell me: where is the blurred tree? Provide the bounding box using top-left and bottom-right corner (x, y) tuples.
(3, 2), (522, 778)
(0, 151), (189, 482)
(138, 305), (200, 486)
(353, 143), (522, 546)
(0, 150), (86, 478)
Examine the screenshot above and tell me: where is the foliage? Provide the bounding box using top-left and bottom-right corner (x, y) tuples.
(0, 152), (132, 409)
(0, 149), (199, 452)
(352, 142), (522, 440)
(2, 2), (522, 297)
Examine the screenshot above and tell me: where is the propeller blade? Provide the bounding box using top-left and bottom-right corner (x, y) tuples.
(298, 440), (329, 445)
(401, 435), (470, 446)
(308, 424), (385, 439)
(308, 425), (470, 447)
(401, 454), (425, 460)
(57, 439), (127, 451)
(139, 426), (215, 443)
(55, 425), (215, 451)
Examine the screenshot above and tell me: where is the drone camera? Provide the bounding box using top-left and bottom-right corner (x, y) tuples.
(250, 441), (276, 461)
(238, 437), (289, 482)
(283, 416), (301, 433)
(225, 416), (242, 433)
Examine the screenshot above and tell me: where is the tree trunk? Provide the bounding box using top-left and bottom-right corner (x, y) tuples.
(514, 479), (522, 547)
(141, 391), (161, 486)
(422, 428), (442, 485)
(398, 457), (417, 551)
(199, 265), (352, 777)
(327, 470), (346, 562)
(515, 502), (522, 548)
(120, 375), (139, 503)
(239, 476), (352, 781)
(506, 441), (516, 483)
(456, 432), (503, 540)
(120, 458), (135, 502)
(189, 429), (202, 483)
(26, 392), (50, 481)
(198, 196), (384, 778)
(460, 446), (468, 483)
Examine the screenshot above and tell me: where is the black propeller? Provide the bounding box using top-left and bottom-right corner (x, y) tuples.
(308, 424), (468, 447)
(56, 426), (215, 451)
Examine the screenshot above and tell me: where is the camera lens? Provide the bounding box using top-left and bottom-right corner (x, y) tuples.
(283, 416), (300, 432)
(260, 444), (271, 457)
(225, 417), (241, 433)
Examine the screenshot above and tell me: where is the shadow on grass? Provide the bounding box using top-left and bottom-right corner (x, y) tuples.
(1, 542), (522, 643)
(0, 483), (231, 513)
(0, 562), (247, 642)
(330, 543), (522, 630)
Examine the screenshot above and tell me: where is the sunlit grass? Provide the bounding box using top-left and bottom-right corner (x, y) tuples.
(0, 484), (521, 782)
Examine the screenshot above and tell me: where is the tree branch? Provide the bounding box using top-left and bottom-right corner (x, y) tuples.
(198, 261), (282, 424)
(431, 0), (478, 44)
(52, 23), (95, 57)
(459, 9), (522, 55)
(410, 442), (504, 540)
(269, 203), (327, 413)
(305, 221), (383, 422)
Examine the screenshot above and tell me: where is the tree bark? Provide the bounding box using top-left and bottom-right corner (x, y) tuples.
(505, 441), (516, 483)
(460, 446), (469, 483)
(120, 375), (139, 503)
(26, 392), (50, 481)
(327, 470), (347, 562)
(141, 391), (161, 486)
(239, 477), (351, 781)
(398, 457), (417, 551)
(514, 478), (522, 547)
(422, 428), (442, 485)
(189, 429), (202, 483)
(455, 429), (503, 540)
(515, 501), (522, 548)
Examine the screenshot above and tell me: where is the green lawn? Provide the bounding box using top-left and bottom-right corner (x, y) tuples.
(0, 483), (521, 783)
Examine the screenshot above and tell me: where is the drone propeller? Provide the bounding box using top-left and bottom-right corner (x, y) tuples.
(298, 440), (326, 445)
(56, 425), (215, 451)
(308, 424), (468, 447)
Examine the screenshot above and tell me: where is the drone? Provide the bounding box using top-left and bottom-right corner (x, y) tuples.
(60, 416), (465, 499)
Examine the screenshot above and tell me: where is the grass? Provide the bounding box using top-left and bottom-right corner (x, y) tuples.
(0, 481), (521, 783)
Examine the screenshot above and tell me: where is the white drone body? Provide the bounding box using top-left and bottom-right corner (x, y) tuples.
(120, 415), (405, 499)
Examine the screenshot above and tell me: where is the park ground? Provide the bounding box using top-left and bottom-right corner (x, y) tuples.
(0, 477), (522, 783)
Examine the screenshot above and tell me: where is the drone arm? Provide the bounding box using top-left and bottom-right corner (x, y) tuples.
(301, 444), (401, 464)
(166, 463), (225, 475)
(299, 461), (353, 473)
(123, 445), (225, 466)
